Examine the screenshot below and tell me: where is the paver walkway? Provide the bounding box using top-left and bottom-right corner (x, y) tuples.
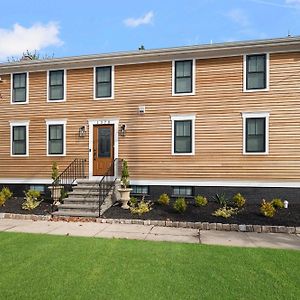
(0, 218), (299, 250)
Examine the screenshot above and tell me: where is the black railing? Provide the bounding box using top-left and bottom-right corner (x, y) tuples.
(52, 158), (86, 201)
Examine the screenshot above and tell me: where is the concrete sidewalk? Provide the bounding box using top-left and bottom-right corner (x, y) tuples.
(0, 218), (299, 250)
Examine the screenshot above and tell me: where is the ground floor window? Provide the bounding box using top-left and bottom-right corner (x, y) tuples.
(10, 121), (29, 156)
(172, 186), (193, 197)
(131, 185), (149, 195)
(46, 120), (67, 156)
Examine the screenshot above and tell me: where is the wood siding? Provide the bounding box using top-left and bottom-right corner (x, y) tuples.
(1, 52), (300, 182)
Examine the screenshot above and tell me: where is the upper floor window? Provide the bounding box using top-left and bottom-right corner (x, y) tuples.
(48, 70), (65, 101)
(10, 121), (29, 156)
(46, 120), (67, 156)
(172, 60), (195, 95)
(242, 112), (269, 155)
(244, 54), (268, 91)
(171, 114), (196, 155)
(94, 66), (114, 99)
(12, 73), (28, 103)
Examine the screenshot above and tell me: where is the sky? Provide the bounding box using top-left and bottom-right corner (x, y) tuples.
(0, 0), (300, 62)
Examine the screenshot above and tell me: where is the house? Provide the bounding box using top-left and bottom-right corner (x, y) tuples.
(1, 36), (300, 209)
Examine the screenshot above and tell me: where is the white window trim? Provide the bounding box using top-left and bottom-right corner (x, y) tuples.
(10, 72), (29, 104)
(10, 121), (30, 157)
(47, 69), (67, 102)
(171, 114), (196, 156)
(46, 119), (67, 156)
(88, 118), (119, 180)
(93, 65), (115, 100)
(242, 112), (269, 155)
(243, 53), (269, 93)
(172, 59), (196, 96)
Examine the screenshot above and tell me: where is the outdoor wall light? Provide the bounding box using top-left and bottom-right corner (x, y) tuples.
(78, 126), (86, 137)
(284, 200), (289, 209)
(120, 124), (126, 136)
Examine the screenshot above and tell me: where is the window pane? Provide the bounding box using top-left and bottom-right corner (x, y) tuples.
(50, 86), (63, 100)
(50, 71), (63, 85)
(13, 74), (26, 88)
(175, 137), (191, 153)
(175, 77), (192, 93)
(13, 141), (26, 155)
(49, 140), (63, 154)
(176, 121), (184, 136)
(98, 128), (111, 157)
(97, 67), (111, 82)
(247, 73), (265, 89)
(13, 126), (25, 140)
(246, 118), (265, 152)
(247, 136), (265, 152)
(97, 82), (111, 98)
(256, 56), (265, 72)
(13, 88), (26, 102)
(176, 61), (184, 77)
(50, 125), (63, 140)
(256, 119), (265, 134)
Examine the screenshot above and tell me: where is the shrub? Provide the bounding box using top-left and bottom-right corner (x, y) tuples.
(271, 198), (284, 209)
(51, 161), (59, 181)
(212, 207), (238, 218)
(195, 195), (208, 206)
(232, 193), (246, 208)
(130, 200), (153, 216)
(158, 193), (170, 206)
(213, 193), (230, 207)
(0, 187), (13, 206)
(121, 160), (130, 188)
(129, 196), (138, 207)
(260, 199), (276, 218)
(173, 197), (187, 213)
(22, 189), (42, 211)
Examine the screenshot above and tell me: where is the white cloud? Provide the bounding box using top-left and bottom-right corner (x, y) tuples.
(286, 0), (300, 4)
(226, 8), (249, 27)
(0, 22), (63, 61)
(124, 11), (154, 28)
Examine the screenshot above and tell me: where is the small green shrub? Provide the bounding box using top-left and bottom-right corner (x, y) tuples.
(194, 195), (208, 206)
(271, 198), (284, 209)
(0, 187), (13, 206)
(22, 189), (42, 211)
(51, 161), (59, 181)
(260, 199), (276, 218)
(212, 207), (238, 218)
(214, 193), (230, 206)
(173, 197), (187, 213)
(130, 200), (153, 216)
(158, 193), (170, 206)
(233, 193), (246, 208)
(129, 196), (138, 207)
(60, 188), (68, 202)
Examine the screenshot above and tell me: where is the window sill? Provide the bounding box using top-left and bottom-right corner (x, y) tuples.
(243, 152), (269, 155)
(47, 154), (66, 157)
(11, 101), (29, 105)
(243, 88), (269, 93)
(47, 99), (66, 103)
(172, 92), (195, 97)
(172, 152), (195, 156)
(10, 154), (29, 157)
(93, 97), (114, 101)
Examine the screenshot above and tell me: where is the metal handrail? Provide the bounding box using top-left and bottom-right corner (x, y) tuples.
(52, 158), (86, 202)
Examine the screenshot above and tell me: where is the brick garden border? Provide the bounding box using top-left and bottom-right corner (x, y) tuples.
(1, 212), (299, 234)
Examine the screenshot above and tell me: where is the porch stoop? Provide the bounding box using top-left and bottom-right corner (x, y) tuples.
(52, 179), (120, 218)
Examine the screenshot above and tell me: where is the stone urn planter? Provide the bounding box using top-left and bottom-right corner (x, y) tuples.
(117, 188), (132, 209)
(48, 185), (63, 206)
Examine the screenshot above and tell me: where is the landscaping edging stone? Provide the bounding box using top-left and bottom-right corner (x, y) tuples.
(1, 213), (299, 234)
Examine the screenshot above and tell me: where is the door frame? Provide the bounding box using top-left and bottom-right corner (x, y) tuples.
(88, 118), (119, 180)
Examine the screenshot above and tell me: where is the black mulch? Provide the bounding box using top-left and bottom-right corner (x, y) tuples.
(103, 201), (300, 227)
(0, 197), (52, 216)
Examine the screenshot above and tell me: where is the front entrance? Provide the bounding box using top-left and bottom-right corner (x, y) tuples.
(93, 125), (114, 176)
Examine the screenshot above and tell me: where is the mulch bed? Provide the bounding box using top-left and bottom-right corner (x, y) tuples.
(104, 201), (300, 227)
(0, 197), (52, 216)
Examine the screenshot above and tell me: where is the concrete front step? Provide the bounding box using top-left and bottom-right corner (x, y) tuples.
(52, 210), (99, 218)
(64, 197), (99, 205)
(59, 203), (98, 210)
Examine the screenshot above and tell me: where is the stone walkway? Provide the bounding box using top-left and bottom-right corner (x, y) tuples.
(0, 218), (299, 250)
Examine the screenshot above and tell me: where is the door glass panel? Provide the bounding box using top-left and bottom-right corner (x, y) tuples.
(98, 127), (111, 157)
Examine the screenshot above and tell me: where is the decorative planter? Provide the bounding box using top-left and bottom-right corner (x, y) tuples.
(117, 188), (132, 209)
(48, 185), (63, 205)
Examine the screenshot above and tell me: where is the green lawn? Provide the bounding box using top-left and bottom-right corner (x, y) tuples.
(0, 232), (299, 300)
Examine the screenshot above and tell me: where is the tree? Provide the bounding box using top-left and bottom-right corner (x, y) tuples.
(7, 50), (54, 62)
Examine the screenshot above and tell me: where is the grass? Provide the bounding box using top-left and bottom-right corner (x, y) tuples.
(0, 232), (299, 300)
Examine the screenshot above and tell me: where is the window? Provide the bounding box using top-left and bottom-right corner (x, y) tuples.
(10, 121), (29, 156)
(131, 185), (149, 195)
(173, 60), (194, 95)
(48, 70), (65, 101)
(171, 114), (195, 155)
(12, 73), (28, 103)
(172, 186), (193, 197)
(46, 120), (67, 156)
(242, 112), (269, 155)
(94, 66), (114, 99)
(244, 54), (268, 91)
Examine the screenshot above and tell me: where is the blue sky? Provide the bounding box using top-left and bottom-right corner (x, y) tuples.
(0, 0), (300, 62)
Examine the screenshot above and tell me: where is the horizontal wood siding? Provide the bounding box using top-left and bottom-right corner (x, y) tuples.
(0, 52), (300, 182)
